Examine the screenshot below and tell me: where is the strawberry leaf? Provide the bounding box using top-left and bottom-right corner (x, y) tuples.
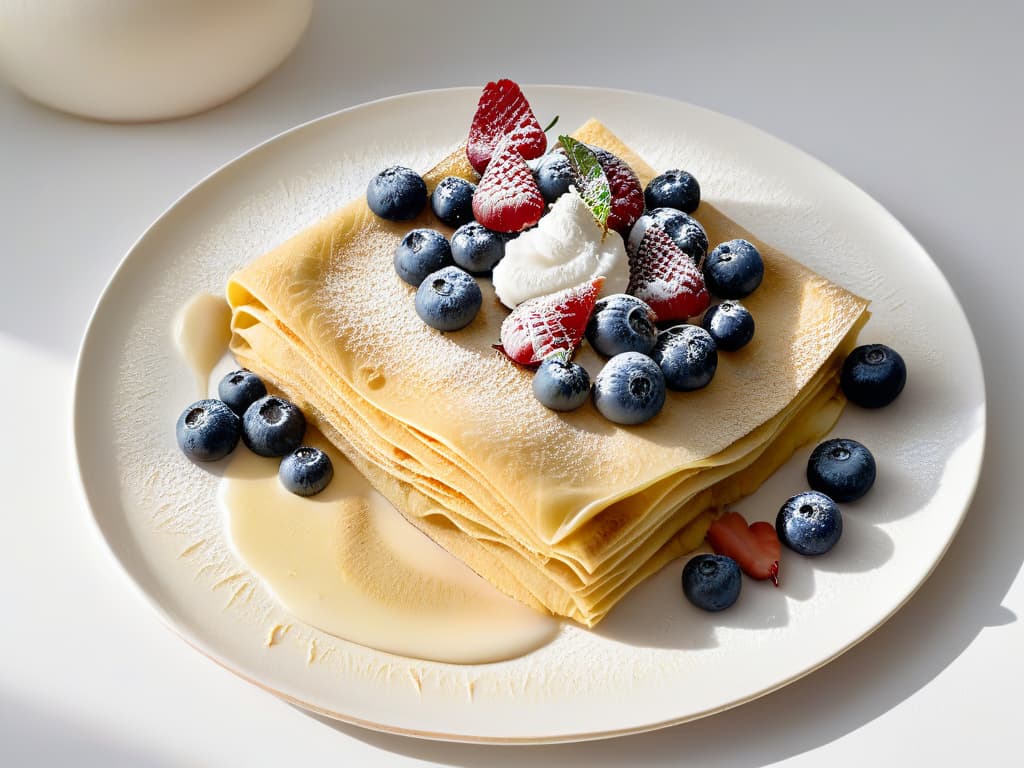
(542, 115), (560, 133)
(559, 135), (611, 232)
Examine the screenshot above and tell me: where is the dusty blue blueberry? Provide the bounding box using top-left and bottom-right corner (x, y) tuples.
(414, 266), (482, 331)
(533, 354), (591, 411)
(776, 491), (843, 556)
(450, 221), (506, 273)
(807, 438), (876, 502)
(431, 176), (476, 228)
(702, 301), (755, 351)
(242, 395), (306, 457)
(279, 446), (334, 496)
(628, 208), (709, 265)
(841, 344), (907, 408)
(176, 399), (240, 462)
(593, 352), (666, 425)
(652, 324), (718, 391)
(682, 554), (741, 611)
(217, 369), (267, 416)
(366, 166), (427, 221)
(393, 228), (453, 286)
(533, 149), (574, 204)
(585, 294), (658, 357)
(644, 169), (701, 213)
(704, 239), (764, 299)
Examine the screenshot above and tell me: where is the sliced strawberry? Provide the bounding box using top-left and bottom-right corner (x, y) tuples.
(707, 511), (781, 586)
(472, 136), (546, 233)
(467, 79), (547, 174)
(627, 223), (710, 322)
(590, 146), (645, 235)
(497, 277), (604, 367)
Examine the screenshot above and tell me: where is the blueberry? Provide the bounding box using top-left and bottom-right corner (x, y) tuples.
(682, 554), (741, 612)
(414, 266), (482, 331)
(644, 169), (701, 214)
(279, 446), (334, 497)
(217, 369), (267, 416)
(841, 344), (907, 408)
(652, 324), (718, 391)
(366, 166), (427, 221)
(533, 150), (574, 204)
(702, 301), (755, 351)
(704, 239), (764, 299)
(176, 399), (241, 462)
(242, 395), (306, 457)
(533, 354), (591, 411)
(776, 491), (843, 556)
(628, 208), (709, 265)
(585, 294), (658, 357)
(450, 221), (506, 273)
(431, 176), (476, 228)
(393, 228), (453, 286)
(807, 438), (876, 502)
(593, 352), (666, 425)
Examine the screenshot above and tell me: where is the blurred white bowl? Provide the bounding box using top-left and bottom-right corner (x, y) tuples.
(0, 0), (313, 121)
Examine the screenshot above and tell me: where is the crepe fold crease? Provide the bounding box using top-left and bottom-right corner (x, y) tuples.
(226, 121), (869, 626)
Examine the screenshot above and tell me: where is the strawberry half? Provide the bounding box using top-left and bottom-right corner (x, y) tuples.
(591, 146), (645, 235)
(706, 511), (781, 586)
(472, 136), (546, 233)
(497, 277), (604, 367)
(627, 223), (710, 322)
(467, 79), (547, 174)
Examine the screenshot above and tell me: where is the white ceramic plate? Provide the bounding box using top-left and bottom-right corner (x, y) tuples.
(72, 86), (985, 743)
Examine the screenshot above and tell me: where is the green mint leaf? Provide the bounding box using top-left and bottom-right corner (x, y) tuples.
(559, 135), (611, 232)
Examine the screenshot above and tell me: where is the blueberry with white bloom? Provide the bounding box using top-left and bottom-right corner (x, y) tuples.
(702, 301), (755, 351)
(628, 208), (709, 265)
(242, 395), (306, 458)
(644, 169), (701, 214)
(593, 352), (666, 425)
(279, 446), (334, 496)
(217, 369), (267, 416)
(533, 149), (574, 204)
(841, 344), (907, 408)
(776, 491), (843, 556)
(366, 166), (427, 221)
(532, 353), (591, 411)
(807, 438), (876, 502)
(450, 221), (506, 273)
(704, 239), (764, 299)
(175, 399), (241, 462)
(393, 228), (453, 286)
(585, 294), (658, 358)
(652, 324), (718, 391)
(431, 176), (476, 228)
(682, 554), (742, 611)
(414, 266), (482, 331)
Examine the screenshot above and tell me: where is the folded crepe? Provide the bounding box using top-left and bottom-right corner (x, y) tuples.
(226, 120), (869, 626)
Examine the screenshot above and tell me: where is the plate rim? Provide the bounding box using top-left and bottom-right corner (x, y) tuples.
(70, 84), (987, 744)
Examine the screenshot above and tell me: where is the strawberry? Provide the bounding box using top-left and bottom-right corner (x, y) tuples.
(627, 223), (710, 322)
(706, 510), (781, 586)
(590, 146), (645, 235)
(467, 79), (547, 174)
(497, 277), (604, 367)
(472, 136), (546, 233)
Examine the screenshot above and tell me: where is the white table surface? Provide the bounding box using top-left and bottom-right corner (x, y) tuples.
(2, 1), (1021, 765)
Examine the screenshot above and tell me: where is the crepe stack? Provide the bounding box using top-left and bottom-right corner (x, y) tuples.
(226, 120), (869, 626)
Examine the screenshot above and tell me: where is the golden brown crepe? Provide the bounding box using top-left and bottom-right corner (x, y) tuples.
(226, 121), (869, 626)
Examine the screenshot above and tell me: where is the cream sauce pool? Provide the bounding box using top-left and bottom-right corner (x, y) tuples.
(175, 293), (558, 664)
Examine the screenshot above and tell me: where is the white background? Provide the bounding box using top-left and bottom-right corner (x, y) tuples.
(2, 1), (1021, 765)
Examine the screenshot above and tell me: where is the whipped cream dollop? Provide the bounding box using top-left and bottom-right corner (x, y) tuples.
(492, 190), (628, 308)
